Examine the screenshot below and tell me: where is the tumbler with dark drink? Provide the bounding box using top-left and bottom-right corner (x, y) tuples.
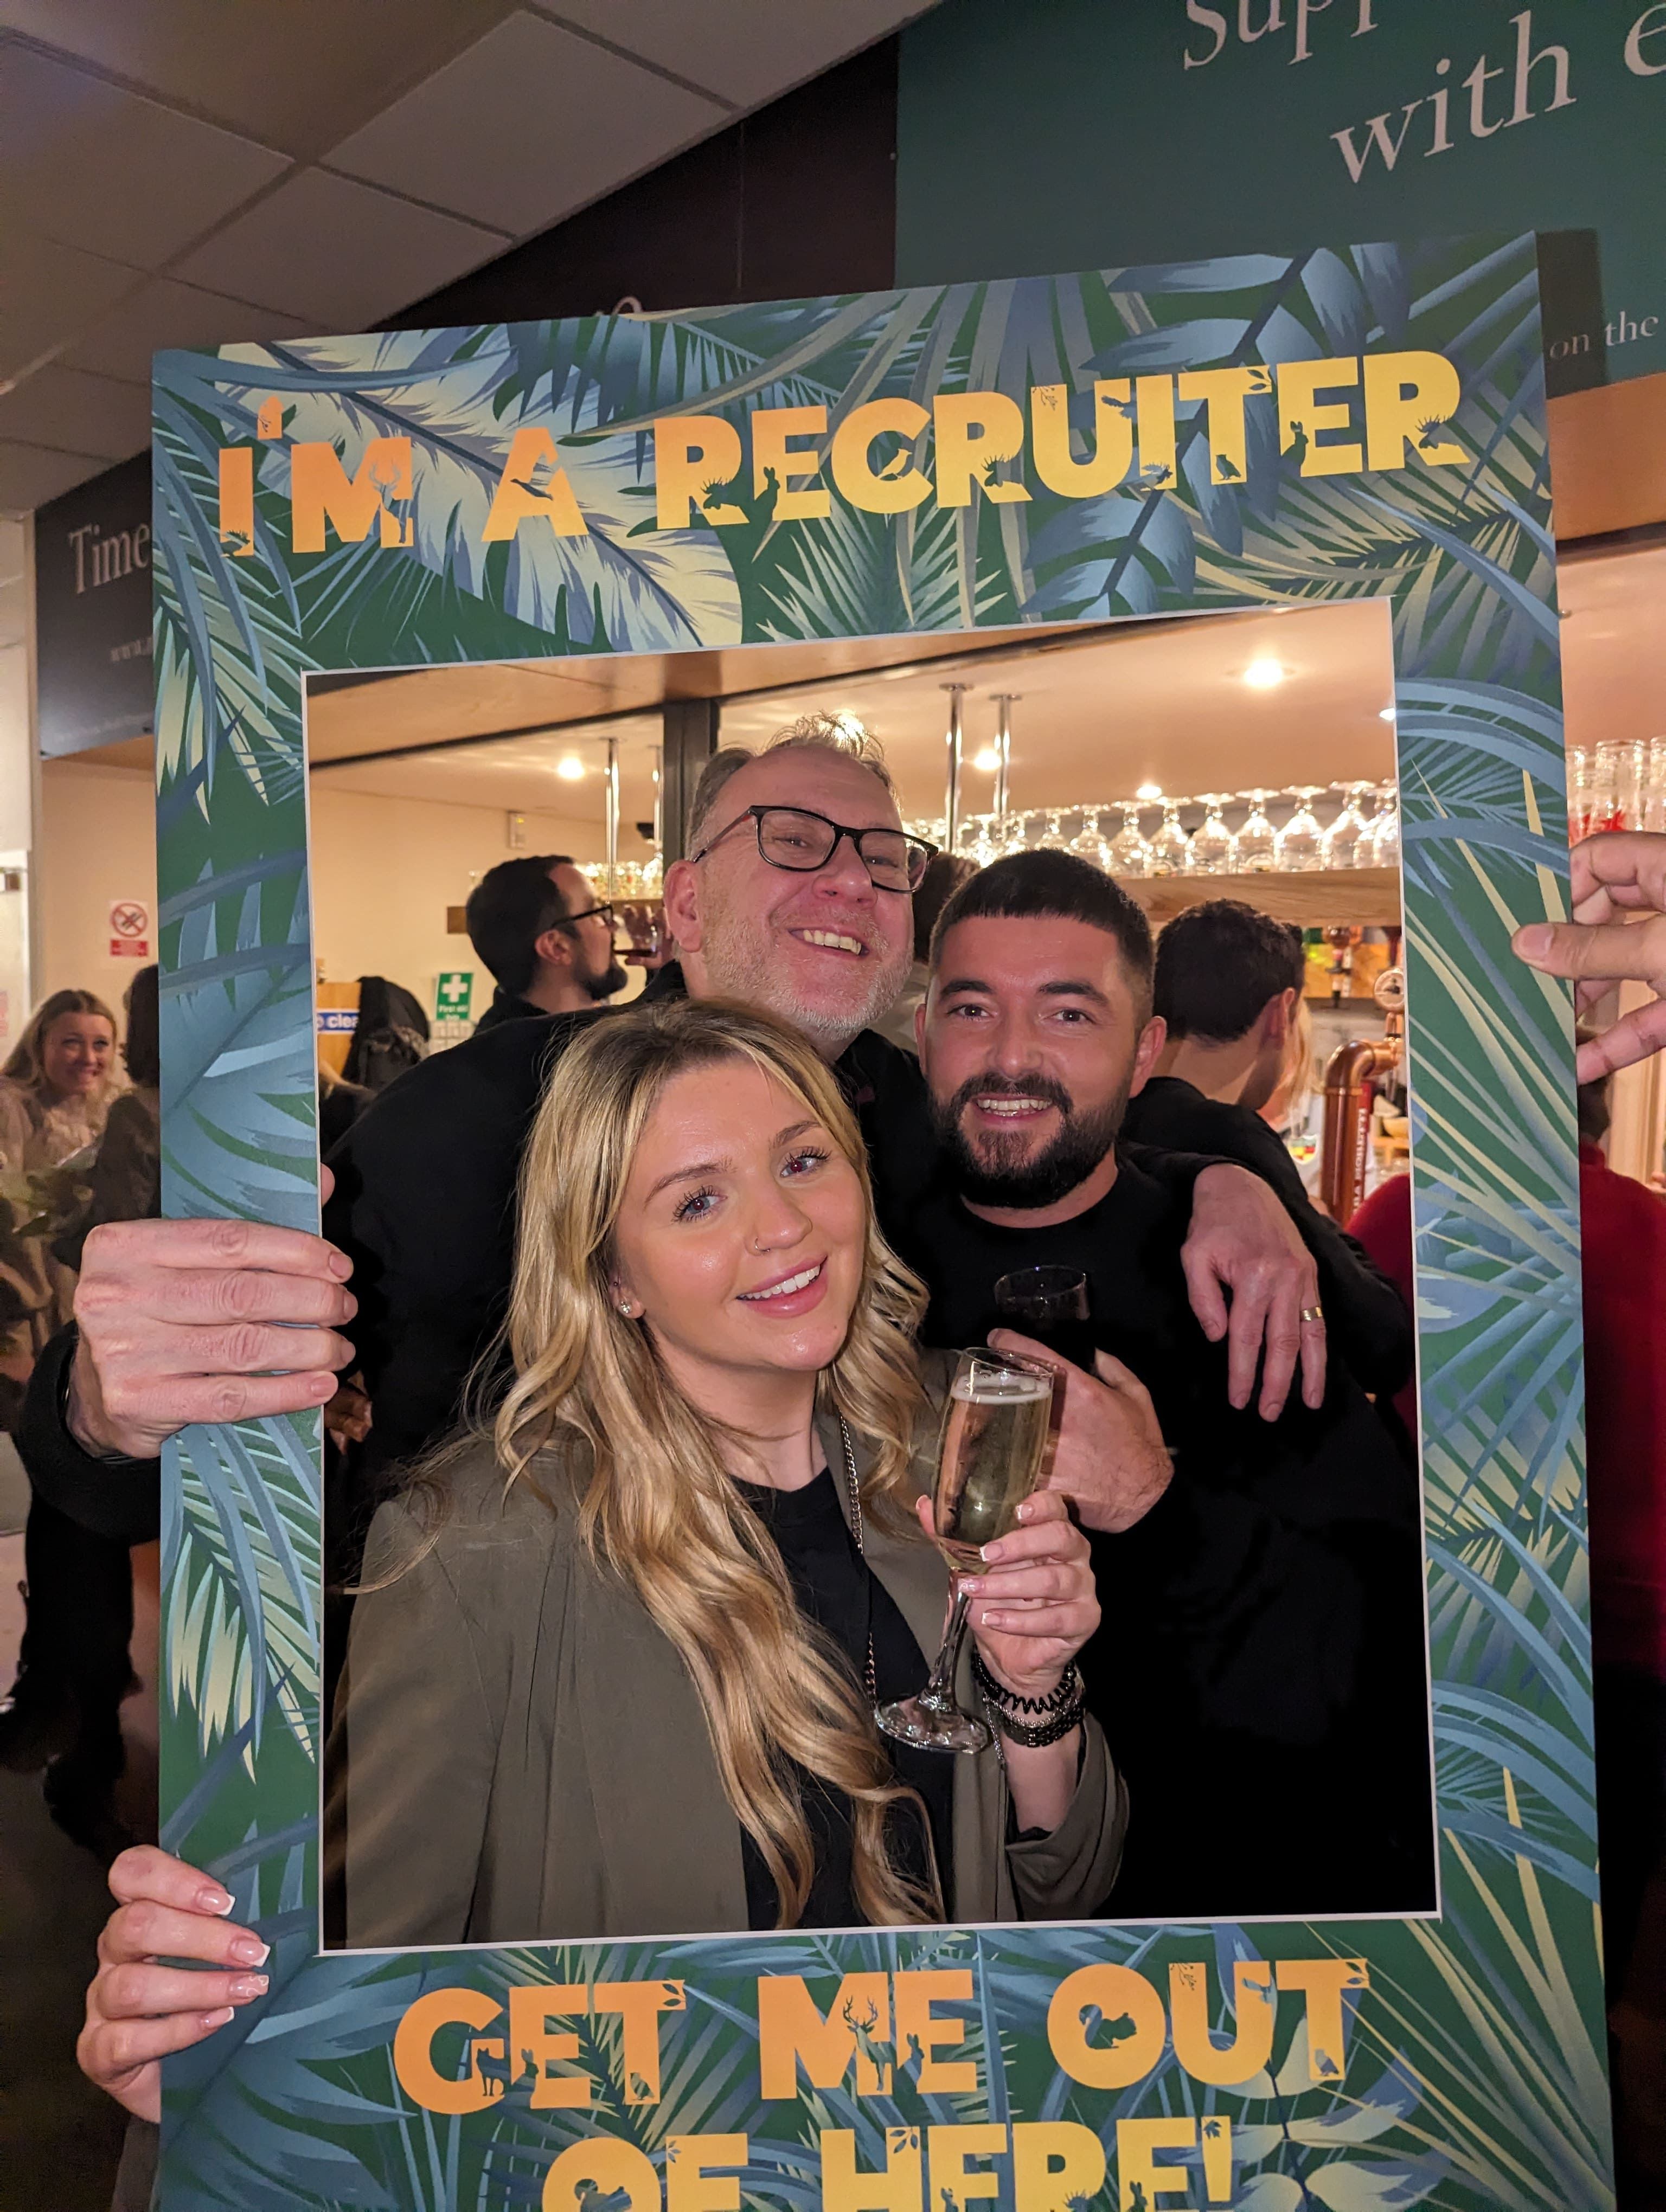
(993, 1265), (1097, 1372)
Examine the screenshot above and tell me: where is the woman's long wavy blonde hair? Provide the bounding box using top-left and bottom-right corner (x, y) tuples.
(493, 996), (937, 1927)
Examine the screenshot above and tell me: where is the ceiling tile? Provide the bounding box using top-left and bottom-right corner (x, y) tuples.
(0, 441), (107, 516)
(543, 0), (936, 106)
(62, 278), (312, 385)
(0, 45), (290, 271)
(324, 11), (724, 236)
(172, 168), (508, 329)
(0, 0), (522, 159)
(0, 232), (138, 382)
(0, 366), (151, 459)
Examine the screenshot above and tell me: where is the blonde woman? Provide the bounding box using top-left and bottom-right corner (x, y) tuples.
(0, 987), (121, 1398)
(324, 996), (1121, 1943)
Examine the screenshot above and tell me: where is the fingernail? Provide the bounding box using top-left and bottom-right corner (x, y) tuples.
(983, 1612), (1009, 1629)
(329, 1251), (353, 1279)
(197, 1885), (234, 1915)
(1015, 1498), (1036, 1521)
(959, 1577), (983, 1593)
(202, 2006), (235, 2028)
(230, 1936), (269, 1965)
(1515, 923), (1552, 960)
(980, 1541), (1005, 1564)
(229, 1975), (268, 2001)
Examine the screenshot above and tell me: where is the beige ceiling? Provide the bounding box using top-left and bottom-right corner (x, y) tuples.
(309, 598), (1401, 843)
(1559, 540), (1666, 748)
(0, 0), (937, 516)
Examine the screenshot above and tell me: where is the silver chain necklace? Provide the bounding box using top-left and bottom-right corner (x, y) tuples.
(834, 1414), (877, 1706)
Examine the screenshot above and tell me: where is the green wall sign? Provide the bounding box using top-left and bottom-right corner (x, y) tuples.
(898, 0), (1666, 389)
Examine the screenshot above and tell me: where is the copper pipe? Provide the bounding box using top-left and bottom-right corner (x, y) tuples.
(1321, 1037), (1399, 1227)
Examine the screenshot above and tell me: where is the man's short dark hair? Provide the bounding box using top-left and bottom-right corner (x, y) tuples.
(930, 849), (1155, 1014)
(464, 855), (574, 995)
(1155, 900), (1304, 1043)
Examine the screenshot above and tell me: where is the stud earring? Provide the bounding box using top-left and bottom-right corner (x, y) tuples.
(617, 1298), (636, 1318)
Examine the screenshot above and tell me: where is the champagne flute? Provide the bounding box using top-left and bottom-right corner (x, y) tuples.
(876, 1348), (1056, 1756)
(994, 1264), (1096, 1371)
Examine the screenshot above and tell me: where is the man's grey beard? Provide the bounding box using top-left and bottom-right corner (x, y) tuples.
(931, 1070), (1129, 1208)
(700, 923), (909, 1052)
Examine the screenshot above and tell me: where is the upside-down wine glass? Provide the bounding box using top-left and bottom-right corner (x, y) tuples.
(1190, 795), (1237, 876)
(1274, 786), (1327, 872)
(1069, 808), (1110, 867)
(1236, 789), (1278, 872)
(1106, 803), (1151, 878)
(875, 1347), (1058, 1755)
(1319, 782), (1372, 870)
(1146, 798), (1192, 876)
(1364, 783), (1401, 870)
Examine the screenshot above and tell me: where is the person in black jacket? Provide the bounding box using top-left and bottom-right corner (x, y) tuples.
(1123, 898), (1413, 1400)
(465, 853), (627, 1030)
(901, 852), (1434, 1919)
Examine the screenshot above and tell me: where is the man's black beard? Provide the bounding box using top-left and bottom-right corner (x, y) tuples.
(931, 1070), (1129, 1209)
(584, 959), (630, 1004)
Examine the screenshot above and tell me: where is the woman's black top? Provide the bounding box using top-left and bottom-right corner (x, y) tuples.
(735, 1468), (954, 1929)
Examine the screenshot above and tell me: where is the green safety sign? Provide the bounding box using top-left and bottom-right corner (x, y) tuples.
(435, 970), (473, 1018)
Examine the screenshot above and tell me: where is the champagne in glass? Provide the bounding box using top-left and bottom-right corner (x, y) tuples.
(993, 1264), (1096, 1372)
(876, 1349), (1055, 1754)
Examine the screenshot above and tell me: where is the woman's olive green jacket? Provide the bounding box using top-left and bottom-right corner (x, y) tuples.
(324, 1407), (1126, 1946)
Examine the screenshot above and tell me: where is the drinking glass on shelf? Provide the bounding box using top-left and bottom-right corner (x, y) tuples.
(1190, 794), (1238, 875)
(1567, 747), (1595, 843)
(968, 816), (999, 868)
(1364, 783), (1400, 870)
(1597, 737), (1648, 831)
(875, 1347), (1057, 1755)
(1147, 798), (1192, 876)
(1069, 808), (1110, 867)
(1000, 812), (1033, 857)
(1274, 786), (1326, 872)
(1105, 803), (1151, 878)
(1320, 782), (1373, 870)
(1236, 790), (1277, 872)
(1041, 809), (1067, 849)
(1648, 738), (1666, 834)
(994, 1265), (1096, 1371)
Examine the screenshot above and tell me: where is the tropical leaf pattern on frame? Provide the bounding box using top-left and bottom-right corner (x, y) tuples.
(151, 230), (1610, 2209)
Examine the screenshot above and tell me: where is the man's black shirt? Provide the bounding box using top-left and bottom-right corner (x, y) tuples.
(1123, 1075), (1413, 1398)
(899, 1158), (1435, 1922)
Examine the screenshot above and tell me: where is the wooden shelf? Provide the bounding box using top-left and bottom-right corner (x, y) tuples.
(1128, 867), (1401, 929)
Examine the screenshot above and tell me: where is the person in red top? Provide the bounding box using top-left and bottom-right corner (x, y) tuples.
(1350, 1073), (1666, 2005)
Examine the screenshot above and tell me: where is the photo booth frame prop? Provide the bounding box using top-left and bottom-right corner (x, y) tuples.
(153, 234), (1609, 2211)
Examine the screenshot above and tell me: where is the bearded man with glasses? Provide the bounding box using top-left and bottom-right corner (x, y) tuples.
(18, 718), (1328, 1579)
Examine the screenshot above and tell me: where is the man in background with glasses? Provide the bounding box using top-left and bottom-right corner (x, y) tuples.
(465, 853), (627, 1030)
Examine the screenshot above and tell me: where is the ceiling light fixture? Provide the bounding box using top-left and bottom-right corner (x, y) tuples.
(971, 747), (1002, 773)
(1379, 706), (1398, 722)
(1243, 658), (1286, 690)
(556, 756), (585, 780)
(1136, 782), (1163, 801)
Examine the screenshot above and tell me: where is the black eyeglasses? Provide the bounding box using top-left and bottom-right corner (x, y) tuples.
(694, 806), (937, 893)
(555, 898), (616, 930)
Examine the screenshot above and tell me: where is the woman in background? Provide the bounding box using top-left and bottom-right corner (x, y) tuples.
(0, 982), (138, 1860)
(0, 986), (122, 1399)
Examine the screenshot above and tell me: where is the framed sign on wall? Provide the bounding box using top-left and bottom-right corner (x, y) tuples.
(152, 232), (1604, 2211)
